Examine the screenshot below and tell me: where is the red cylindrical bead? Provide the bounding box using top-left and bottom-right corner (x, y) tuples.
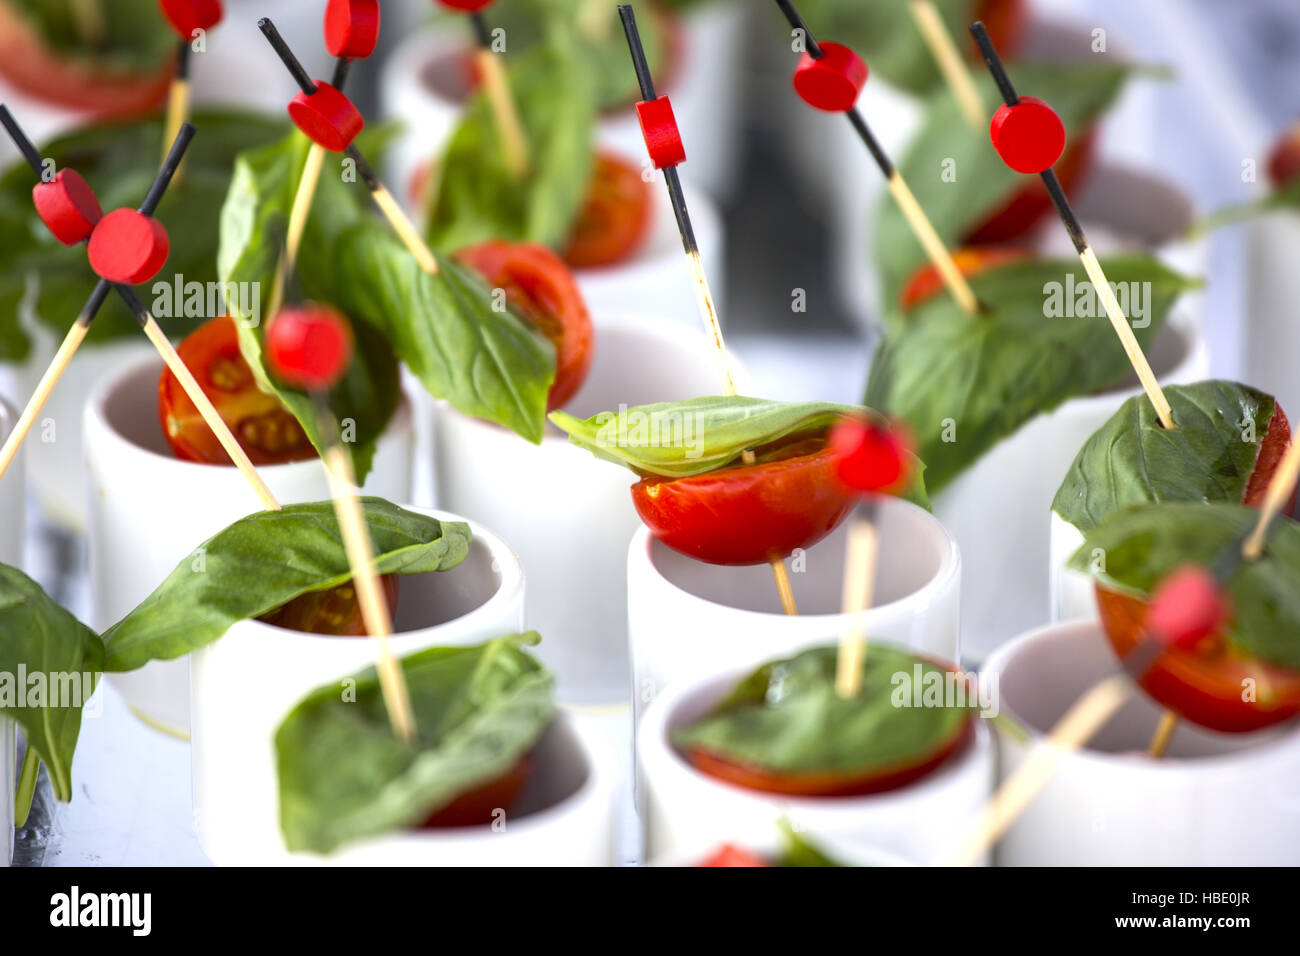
(990, 96), (1067, 174)
(324, 0), (381, 60)
(288, 82), (365, 152)
(158, 0), (224, 38)
(266, 305), (354, 392)
(792, 42), (868, 113)
(33, 169), (103, 247)
(435, 0), (495, 11)
(829, 416), (911, 494)
(636, 96), (686, 170)
(87, 209), (171, 285)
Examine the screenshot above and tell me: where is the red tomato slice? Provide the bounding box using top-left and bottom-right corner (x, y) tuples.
(631, 437), (858, 566)
(698, 845), (771, 867)
(0, 1), (172, 117)
(455, 241), (593, 411)
(421, 753), (535, 829)
(158, 315), (316, 466)
(1096, 585), (1300, 733)
(964, 128), (1098, 246)
(686, 716), (973, 797)
(258, 575), (401, 637)
(971, 0), (1029, 62)
(562, 152), (654, 269)
(900, 246), (1031, 311)
(1244, 402), (1295, 512)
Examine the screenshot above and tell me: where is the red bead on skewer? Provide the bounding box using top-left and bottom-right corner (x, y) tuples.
(989, 96), (1066, 174)
(265, 305), (354, 392)
(635, 96), (686, 170)
(792, 42), (868, 113)
(435, 0), (495, 11)
(158, 0), (224, 38)
(829, 416), (913, 495)
(325, 0), (381, 60)
(288, 82), (366, 152)
(33, 170), (103, 246)
(1146, 566), (1231, 652)
(86, 209), (170, 285)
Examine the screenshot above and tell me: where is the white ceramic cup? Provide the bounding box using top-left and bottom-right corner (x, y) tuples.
(627, 496), (962, 734)
(935, 316), (1209, 667)
(982, 619), (1300, 865)
(431, 313), (737, 707)
(639, 661), (994, 865)
(189, 508), (604, 866)
(1245, 212), (1300, 427)
(85, 355), (415, 736)
(0, 397), (23, 568)
(1, 719), (12, 867)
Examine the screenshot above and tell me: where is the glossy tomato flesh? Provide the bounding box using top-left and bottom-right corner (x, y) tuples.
(159, 315), (315, 466)
(455, 241), (593, 411)
(698, 845), (771, 867)
(1244, 402), (1295, 512)
(562, 152), (654, 269)
(258, 575), (401, 637)
(421, 753), (535, 828)
(964, 128), (1097, 245)
(631, 437), (858, 566)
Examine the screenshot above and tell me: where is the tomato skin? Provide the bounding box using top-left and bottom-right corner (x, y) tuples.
(1267, 124), (1300, 188)
(159, 316), (316, 466)
(421, 754), (535, 829)
(259, 575), (401, 637)
(964, 128), (1098, 246)
(0, 1), (172, 117)
(1244, 402), (1294, 513)
(562, 152), (654, 270)
(698, 845), (770, 867)
(686, 716), (973, 797)
(971, 0), (1029, 61)
(455, 241), (593, 411)
(1095, 585), (1300, 733)
(900, 247), (1030, 311)
(631, 441), (857, 566)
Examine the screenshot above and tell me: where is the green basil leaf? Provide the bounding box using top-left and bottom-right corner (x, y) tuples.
(1068, 502), (1300, 670)
(0, 563), (104, 802)
(425, 39), (595, 252)
(673, 644), (971, 775)
(865, 255), (1195, 493)
(0, 109), (287, 361)
(5, 0), (174, 74)
(1053, 380), (1277, 534)
(876, 62), (1132, 310)
(275, 634), (555, 854)
(102, 499), (472, 673)
(777, 820), (846, 868)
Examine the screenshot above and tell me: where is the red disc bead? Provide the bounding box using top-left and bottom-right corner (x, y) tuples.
(435, 0), (495, 11)
(288, 82), (365, 152)
(158, 0), (224, 38)
(989, 96), (1066, 174)
(86, 208), (171, 285)
(32, 169), (103, 246)
(636, 96), (686, 170)
(325, 0), (381, 60)
(829, 416), (911, 494)
(265, 305), (354, 392)
(793, 42), (868, 113)
(1146, 565), (1230, 651)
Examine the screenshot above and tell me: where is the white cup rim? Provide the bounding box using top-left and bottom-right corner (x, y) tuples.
(631, 496), (961, 626)
(981, 618), (1300, 770)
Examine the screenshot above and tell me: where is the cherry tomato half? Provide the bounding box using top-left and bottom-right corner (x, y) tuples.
(421, 753), (535, 828)
(1095, 585), (1300, 733)
(900, 246), (1031, 311)
(1245, 402), (1294, 511)
(259, 575), (401, 637)
(698, 845), (770, 867)
(686, 716), (973, 797)
(455, 241), (593, 411)
(631, 436), (858, 566)
(158, 315), (315, 466)
(0, 1), (172, 117)
(562, 152), (654, 270)
(964, 128), (1098, 246)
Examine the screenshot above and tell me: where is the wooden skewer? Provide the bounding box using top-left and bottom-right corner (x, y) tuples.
(773, 0), (979, 316)
(947, 675), (1130, 866)
(346, 147), (441, 274)
(1243, 435), (1300, 560)
(163, 42), (193, 168)
(620, 4), (797, 615)
(1146, 710), (1178, 758)
(835, 503), (879, 698)
(970, 22), (1176, 431)
(907, 0), (984, 128)
(469, 12), (531, 180)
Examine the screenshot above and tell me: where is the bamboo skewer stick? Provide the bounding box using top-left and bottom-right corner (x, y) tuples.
(163, 43), (193, 169)
(835, 504), (879, 698)
(907, 0), (984, 128)
(620, 4), (796, 615)
(1243, 438), (1300, 560)
(1146, 710), (1179, 758)
(469, 12), (531, 181)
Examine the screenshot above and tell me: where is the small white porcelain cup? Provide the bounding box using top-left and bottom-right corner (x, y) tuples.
(85, 356), (415, 736)
(627, 496), (962, 733)
(1, 719), (12, 867)
(639, 660), (994, 865)
(0, 397), (23, 568)
(936, 317), (1209, 666)
(982, 619), (1300, 865)
(189, 508), (602, 865)
(431, 314), (736, 707)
